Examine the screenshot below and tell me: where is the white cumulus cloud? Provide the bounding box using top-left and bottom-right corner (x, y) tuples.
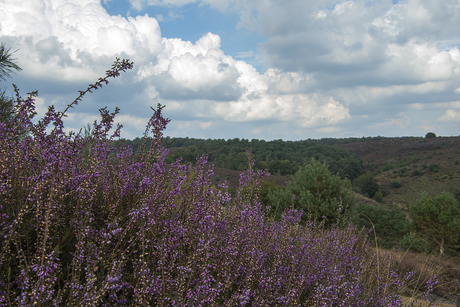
(0, 0), (163, 81)
(2, 0), (460, 139)
(439, 109), (460, 122)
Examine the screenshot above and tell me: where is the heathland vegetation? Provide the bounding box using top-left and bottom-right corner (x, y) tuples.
(1, 51), (459, 305)
(123, 134), (460, 258)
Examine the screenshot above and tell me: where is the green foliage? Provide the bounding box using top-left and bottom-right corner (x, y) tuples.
(348, 203), (411, 249)
(454, 188), (460, 203)
(267, 158), (354, 226)
(374, 191), (383, 203)
(353, 172), (379, 198)
(301, 145), (365, 180)
(373, 167), (382, 175)
(0, 42), (24, 135)
(390, 181), (401, 188)
(259, 180), (279, 210)
(351, 185), (362, 194)
(399, 233), (427, 253)
(429, 163), (440, 173)
(165, 146), (198, 164)
(0, 42), (22, 81)
(425, 132), (436, 138)
(455, 159), (459, 165)
(153, 137), (365, 179)
(0, 88), (14, 123)
(409, 192), (460, 256)
(383, 163), (394, 171)
(278, 159), (294, 175)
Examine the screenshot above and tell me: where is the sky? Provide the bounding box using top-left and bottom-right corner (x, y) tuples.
(1, 0), (460, 141)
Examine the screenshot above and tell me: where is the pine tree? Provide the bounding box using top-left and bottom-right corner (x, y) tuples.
(0, 42), (22, 81)
(268, 158), (354, 226)
(0, 42), (22, 124)
(0, 43), (22, 122)
(409, 192), (460, 256)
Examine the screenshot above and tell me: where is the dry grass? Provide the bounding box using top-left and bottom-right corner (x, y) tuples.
(401, 296), (457, 307)
(365, 246), (460, 306)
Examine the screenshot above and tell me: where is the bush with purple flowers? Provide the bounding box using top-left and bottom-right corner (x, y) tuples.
(0, 59), (438, 306)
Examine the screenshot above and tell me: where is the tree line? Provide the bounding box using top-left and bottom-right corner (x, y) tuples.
(121, 136), (366, 180)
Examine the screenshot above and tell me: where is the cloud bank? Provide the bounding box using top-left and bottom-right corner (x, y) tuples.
(1, 0), (459, 140)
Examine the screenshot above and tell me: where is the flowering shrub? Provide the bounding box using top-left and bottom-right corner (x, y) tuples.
(0, 59), (437, 306)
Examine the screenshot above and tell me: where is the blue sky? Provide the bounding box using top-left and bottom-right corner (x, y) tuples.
(102, 1), (264, 69)
(1, 0), (460, 140)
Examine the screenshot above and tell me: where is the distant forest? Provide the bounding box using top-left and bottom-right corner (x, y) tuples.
(118, 136), (419, 180)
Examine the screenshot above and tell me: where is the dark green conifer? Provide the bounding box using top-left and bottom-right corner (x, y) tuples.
(268, 158), (354, 226)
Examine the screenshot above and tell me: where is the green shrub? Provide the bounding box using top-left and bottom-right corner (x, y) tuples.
(353, 172), (379, 198)
(455, 159), (459, 165)
(425, 132), (436, 138)
(390, 181), (402, 188)
(374, 191), (383, 203)
(383, 163), (394, 171)
(348, 203), (411, 249)
(409, 192), (460, 256)
(351, 185), (363, 195)
(259, 180), (279, 209)
(268, 158), (354, 226)
(429, 163), (440, 173)
(399, 233), (427, 253)
(454, 188), (460, 203)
